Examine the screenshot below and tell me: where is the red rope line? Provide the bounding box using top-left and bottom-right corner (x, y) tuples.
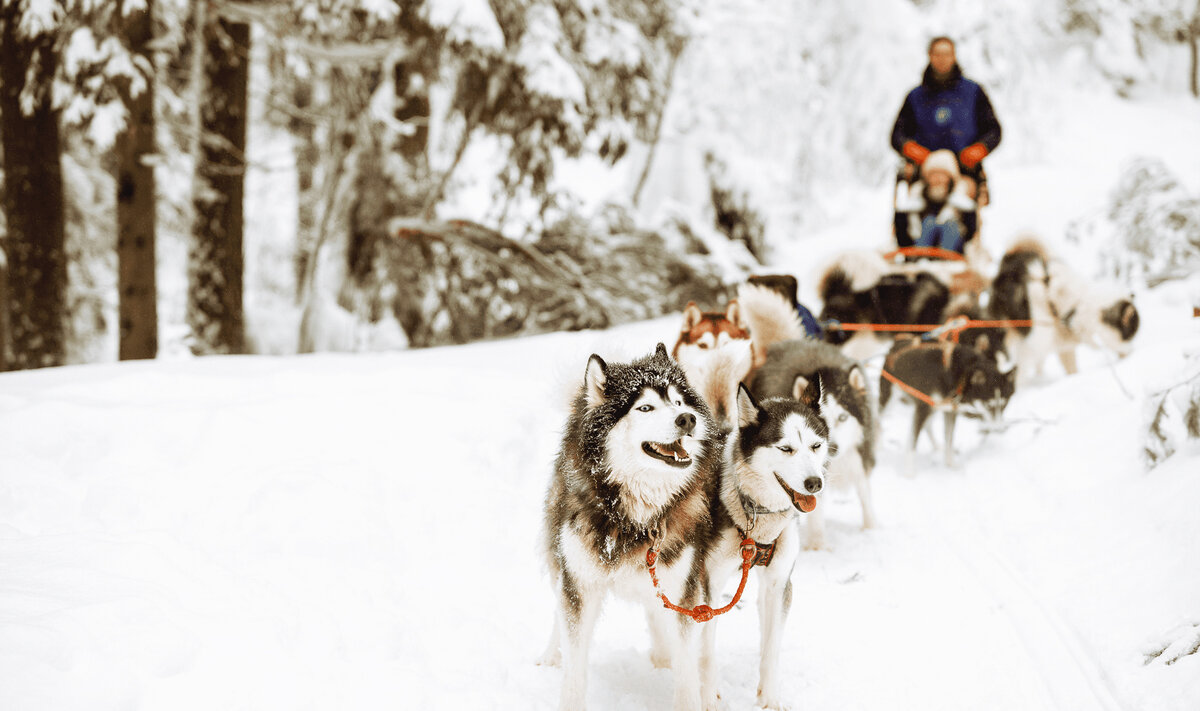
(827, 317), (1034, 337)
(880, 367), (941, 409)
(884, 246), (967, 262)
(646, 539), (756, 623)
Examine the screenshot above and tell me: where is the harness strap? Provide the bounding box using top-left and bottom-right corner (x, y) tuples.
(736, 527), (778, 567)
(882, 340), (965, 410)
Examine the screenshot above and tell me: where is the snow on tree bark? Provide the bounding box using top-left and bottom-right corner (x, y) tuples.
(116, 0), (159, 360)
(0, 2), (68, 370)
(189, 15), (249, 355)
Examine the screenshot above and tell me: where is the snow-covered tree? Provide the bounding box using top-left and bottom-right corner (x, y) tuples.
(1134, 0), (1200, 96)
(1088, 157), (1200, 286)
(1, 0), (69, 369)
(115, 0), (159, 360)
(188, 2), (250, 355)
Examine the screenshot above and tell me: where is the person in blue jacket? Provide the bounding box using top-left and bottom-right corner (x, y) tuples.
(891, 36), (1001, 246)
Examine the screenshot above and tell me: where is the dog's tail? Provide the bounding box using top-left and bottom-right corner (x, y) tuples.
(737, 282), (804, 368)
(818, 250), (890, 295)
(678, 339), (753, 428)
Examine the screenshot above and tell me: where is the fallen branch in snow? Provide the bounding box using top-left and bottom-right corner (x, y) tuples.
(1143, 367), (1200, 470)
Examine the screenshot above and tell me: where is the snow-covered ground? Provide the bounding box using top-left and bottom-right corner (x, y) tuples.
(1, 268), (1198, 710)
(5, 5), (1200, 710)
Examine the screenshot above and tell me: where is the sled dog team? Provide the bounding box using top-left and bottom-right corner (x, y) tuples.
(540, 236), (1138, 710)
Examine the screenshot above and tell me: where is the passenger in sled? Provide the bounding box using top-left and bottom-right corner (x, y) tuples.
(890, 35), (1002, 257)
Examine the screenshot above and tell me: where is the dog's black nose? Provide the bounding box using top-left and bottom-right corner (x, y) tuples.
(803, 477), (823, 494)
(675, 412), (696, 433)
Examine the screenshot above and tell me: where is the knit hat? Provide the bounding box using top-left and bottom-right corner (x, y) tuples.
(922, 149), (960, 180)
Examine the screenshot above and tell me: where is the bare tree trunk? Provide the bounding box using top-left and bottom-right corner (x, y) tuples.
(1190, 32), (1198, 98)
(632, 46), (684, 209)
(0, 245), (8, 371)
(0, 4), (67, 370)
(116, 0), (159, 360)
(188, 14), (249, 355)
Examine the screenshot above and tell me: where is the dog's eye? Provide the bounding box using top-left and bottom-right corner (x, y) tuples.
(810, 442), (822, 452)
(698, 343), (709, 349)
(777, 445), (794, 454)
(837, 414), (849, 423)
(637, 404), (654, 412)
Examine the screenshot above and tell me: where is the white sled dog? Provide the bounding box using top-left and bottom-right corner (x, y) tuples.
(542, 343), (831, 710)
(989, 237), (1139, 384)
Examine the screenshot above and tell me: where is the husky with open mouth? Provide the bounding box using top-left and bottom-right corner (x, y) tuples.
(540, 344), (721, 711)
(701, 383), (833, 709)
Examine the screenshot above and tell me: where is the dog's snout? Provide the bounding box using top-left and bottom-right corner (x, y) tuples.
(675, 412), (696, 433)
(803, 476), (823, 494)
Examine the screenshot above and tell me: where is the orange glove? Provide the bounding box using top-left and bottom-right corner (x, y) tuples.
(902, 141), (930, 164)
(960, 143), (988, 169)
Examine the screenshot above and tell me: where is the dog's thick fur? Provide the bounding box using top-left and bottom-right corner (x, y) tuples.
(989, 237), (1139, 384)
(815, 249), (995, 361)
(680, 283), (876, 550)
(879, 339), (1016, 476)
(817, 250), (951, 360)
(751, 337), (878, 549)
(700, 383), (833, 709)
(673, 299), (751, 362)
(542, 344), (720, 710)
(542, 344), (832, 710)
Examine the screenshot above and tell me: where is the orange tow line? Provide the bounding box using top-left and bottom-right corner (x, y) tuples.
(883, 246), (967, 262)
(646, 538), (759, 623)
(825, 315), (1034, 343)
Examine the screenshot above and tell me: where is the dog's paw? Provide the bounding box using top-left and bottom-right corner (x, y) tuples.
(803, 534), (827, 551)
(650, 649), (672, 669)
(535, 649), (561, 667)
(755, 689), (789, 710)
(1144, 622), (1200, 666)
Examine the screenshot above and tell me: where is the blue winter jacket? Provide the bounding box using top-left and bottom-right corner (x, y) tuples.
(891, 64), (1001, 167)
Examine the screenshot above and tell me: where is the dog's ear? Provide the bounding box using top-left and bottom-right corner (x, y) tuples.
(653, 342), (672, 363)
(681, 301), (702, 332)
(970, 369), (987, 387)
(1121, 301), (1139, 339)
(736, 383), (760, 429)
(725, 298), (747, 331)
(585, 354), (608, 408)
(791, 375), (810, 402)
(848, 365), (868, 396)
(799, 373), (823, 413)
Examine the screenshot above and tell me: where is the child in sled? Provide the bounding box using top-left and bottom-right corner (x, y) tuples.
(893, 149), (977, 254)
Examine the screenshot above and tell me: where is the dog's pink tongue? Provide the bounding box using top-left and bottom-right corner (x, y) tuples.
(794, 493), (817, 513)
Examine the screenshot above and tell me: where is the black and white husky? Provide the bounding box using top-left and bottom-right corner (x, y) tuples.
(879, 339), (1016, 476)
(751, 338), (877, 549)
(990, 237), (1139, 384)
(702, 384), (833, 709)
(541, 344), (831, 710)
(541, 344), (719, 710)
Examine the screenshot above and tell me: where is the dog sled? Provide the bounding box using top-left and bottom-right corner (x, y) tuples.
(892, 149), (990, 263)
